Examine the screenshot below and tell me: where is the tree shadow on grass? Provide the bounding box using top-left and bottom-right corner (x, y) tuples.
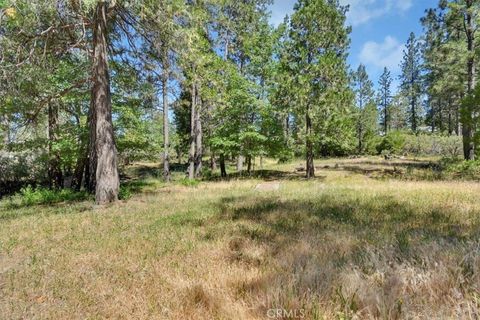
(218, 194), (476, 243)
(204, 169), (326, 182)
(212, 193), (480, 318)
(0, 200), (92, 221)
(319, 159), (444, 180)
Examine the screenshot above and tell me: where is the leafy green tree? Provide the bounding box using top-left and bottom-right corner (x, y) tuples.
(282, 0), (351, 177)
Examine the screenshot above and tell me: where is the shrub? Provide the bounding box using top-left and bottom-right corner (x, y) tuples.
(375, 132), (463, 157)
(12, 186), (90, 207)
(403, 134), (462, 157)
(118, 185), (133, 200)
(179, 178), (200, 187)
(444, 160), (480, 180)
(0, 151), (48, 196)
(376, 131), (406, 155)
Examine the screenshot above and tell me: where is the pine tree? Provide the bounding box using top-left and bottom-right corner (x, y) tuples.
(400, 32), (423, 134)
(352, 64), (377, 153)
(378, 67), (392, 134)
(284, 0), (351, 178)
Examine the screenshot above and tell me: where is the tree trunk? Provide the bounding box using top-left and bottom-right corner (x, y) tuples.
(456, 103), (460, 136)
(440, 99), (445, 133)
(358, 126), (362, 154)
(411, 96), (417, 133)
(219, 153), (227, 178)
(284, 114), (290, 144)
(91, 1), (119, 204)
(162, 70), (170, 182)
(448, 110), (453, 136)
(194, 85), (203, 178)
(71, 113), (87, 191)
(246, 155), (252, 174)
(383, 98), (388, 134)
(188, 79), (196, 180)
(72, 147), (88, 191)
(210, 152), (217, 171)
(431, 99), (436, 133)
(464, 0), (476, 160)
(47, 103), (63, 188)
(236, 155), (244, 172)
(306, 109), (315, 178)
(86, 95), (96, 193)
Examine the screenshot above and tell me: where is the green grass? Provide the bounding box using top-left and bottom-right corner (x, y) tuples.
(1, 157), (480, 319)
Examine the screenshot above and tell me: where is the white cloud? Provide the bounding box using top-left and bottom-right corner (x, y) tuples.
(340, 0), (413, 26)
(359, 36), (404, 72)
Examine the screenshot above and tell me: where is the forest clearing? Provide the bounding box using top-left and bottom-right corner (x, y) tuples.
(2, 0), (480, 318)
(1, 157), (480, 319)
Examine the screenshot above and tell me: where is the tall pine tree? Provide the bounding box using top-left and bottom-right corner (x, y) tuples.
(400, 32), (423, 134)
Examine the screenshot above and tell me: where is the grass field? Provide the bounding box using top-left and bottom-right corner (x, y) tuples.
(1, 157), (480, 319)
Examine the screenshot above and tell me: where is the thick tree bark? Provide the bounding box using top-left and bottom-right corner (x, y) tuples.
(219, 154), (227, 178)
(91, 1), (119, 204)
(305, 109), (315, 178)
(47, 103), (63, 188)
(463, 0), (476, 160)
(246, 155), (252, 174)
(162, 70), (171, 182)
(188, 79), (196, 180)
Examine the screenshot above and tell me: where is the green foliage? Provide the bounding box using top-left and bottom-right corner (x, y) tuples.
(444, 159), (480, 180)
(376, 131), (407, 155)
(118, 185), (133, 200)
(12, 186), (89, 207)
(403, 134), (462, 157)
(399, 32), (423, 132)
(376, 132), (462, 157)
(179, 178), (200, 187)
(279, 0), (353, 163)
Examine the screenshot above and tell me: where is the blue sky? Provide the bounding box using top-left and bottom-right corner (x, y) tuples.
(270, 0), (438, 90)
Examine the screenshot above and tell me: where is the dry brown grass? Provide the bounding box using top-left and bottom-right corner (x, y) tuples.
(1, 157), (480, 319)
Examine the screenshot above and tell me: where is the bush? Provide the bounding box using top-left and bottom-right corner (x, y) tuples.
(0, 151), (48, 196)
(118, 185), (133, 200)
(278, 149), (294, 163)
(376, 131), (406, 155)
(375, 132), (463, 157)
(443, 159), (480, 180)
(12, 186), (90, 207)
(403, 134), (462, 157)
(179, 178), (200, 187)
